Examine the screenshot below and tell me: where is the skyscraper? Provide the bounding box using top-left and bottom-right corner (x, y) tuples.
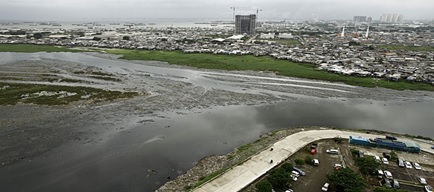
(235, 14), (256, 35)
(353, 16), (367, 23)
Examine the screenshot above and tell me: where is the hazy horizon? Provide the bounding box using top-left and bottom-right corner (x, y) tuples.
(1, 0), (433, 21)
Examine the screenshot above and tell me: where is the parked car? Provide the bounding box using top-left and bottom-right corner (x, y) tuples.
(285, 189), (294, 192)
(312, 159), (319, 166)
(326, 149), (339, 154)
(293, 167), (306, 176)
(374, 155), (381, 162)
(413, 162), (422, 170)
(291, 171), (300, 177)
(383, 178), (392, 188)
(334, 164), (343, 170)
(382, 158), (389, 165)
(398, 158), (404, 167)
(290, 174), (298, 181)
(377, 169), (384, 179)
(425, 185), (433, 192)
(405, 161), (413, 169)
(321, 183), (329, 191)
(384, 170), (393, 179)
(418, 177), (428, 185)
(393, 179), (400, 189)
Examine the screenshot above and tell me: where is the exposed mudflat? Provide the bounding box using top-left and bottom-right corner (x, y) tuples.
(0, 52), (433, 192)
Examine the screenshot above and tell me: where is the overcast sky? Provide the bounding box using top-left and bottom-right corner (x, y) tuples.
(0, 0), (433, 21)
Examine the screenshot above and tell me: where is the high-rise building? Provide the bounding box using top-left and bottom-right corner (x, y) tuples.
(367, 17), (372, 23)
(235, 14), (256, 35)
(380, 13), (404, 23)
(353, 16), (367, 23)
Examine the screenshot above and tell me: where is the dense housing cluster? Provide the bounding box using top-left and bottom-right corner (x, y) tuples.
(1, 20), (434, 84)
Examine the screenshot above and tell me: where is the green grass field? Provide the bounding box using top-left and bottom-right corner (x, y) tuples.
(106, 49), (434, 91)
(0, 44), (81, 52)
(379, 45), (434, 52)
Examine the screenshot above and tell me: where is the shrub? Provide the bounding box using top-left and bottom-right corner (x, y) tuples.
(295, 159), (305, 166)
(304, 155), (313, 165)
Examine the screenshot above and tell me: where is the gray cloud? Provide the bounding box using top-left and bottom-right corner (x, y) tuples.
(0, 0), (432, 21)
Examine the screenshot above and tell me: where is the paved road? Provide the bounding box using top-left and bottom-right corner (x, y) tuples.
(193, 129), (434, 192)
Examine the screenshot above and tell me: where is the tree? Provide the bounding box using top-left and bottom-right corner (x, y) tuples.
(267, 168), (290, 188)
(295, 159), (305, 166)
(256, 180), (273, 192)
(33, 33), (43, 39)
(281, 162), (293, 172)
(334, 136), (343, 144)
(304, 155), (313, 165)
(355, 157), (380, 175)
(389, 151), (398, 162)
(327, 168), (365, 192)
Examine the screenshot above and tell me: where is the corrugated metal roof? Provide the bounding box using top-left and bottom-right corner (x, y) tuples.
(403, 141), (421, 149)
(350, 136), (369, 142)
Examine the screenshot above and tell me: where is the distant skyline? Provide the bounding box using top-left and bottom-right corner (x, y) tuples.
(0, 0), (433, 21)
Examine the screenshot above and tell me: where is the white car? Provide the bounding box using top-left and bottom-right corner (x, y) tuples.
(377, 169), (384, 178)
(321, 183), (329, 191)
(425, 185), (433, 192)
(290, 174), (298, 181)
(312, 159), (319, 166)
(382, 157), (389, 165)
(374, 155), (381, 162)
(413, 162), (422, 170)
(405, 161), (413, 169)
(384, 170), (393, 179)
(418, 177), (428, 185)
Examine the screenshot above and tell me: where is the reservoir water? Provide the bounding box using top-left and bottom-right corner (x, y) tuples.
(0, 53), (433, 191)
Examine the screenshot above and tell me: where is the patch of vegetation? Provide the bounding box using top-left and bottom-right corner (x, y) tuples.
(304, 155), (314, 165)
(270, 38), (300, 46)
(89, 76), (121, 82)
(267, 163), (294, 188)
(354, 156), (381, 175)
(59, 79), (85, 83)
(190, 169), (226, 190)
(0, 44), (82, 53)
(0, 82), (138, 105)
(378, 45), (434, 52)
(294, 158), (305, 166)
(327, 168), (366, 192)
(389, 151), (398, 162)
(256, 180), (273, 192)
(334, 136), (343, 144)
(106, 49), (434, 91)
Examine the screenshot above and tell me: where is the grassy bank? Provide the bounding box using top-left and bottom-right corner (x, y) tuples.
(106, 49), (434, 91)
(0, 82), (138, 105)
(0, 44), (82, 53)
(379, 45), (434, 52)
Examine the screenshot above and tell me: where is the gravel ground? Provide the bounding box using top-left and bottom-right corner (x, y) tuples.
(1, 52), (434, 191)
